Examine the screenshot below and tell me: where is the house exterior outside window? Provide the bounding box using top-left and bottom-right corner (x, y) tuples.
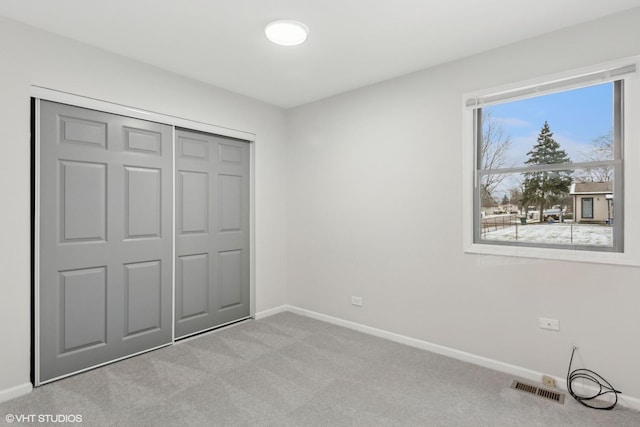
(570, 182), (613, 223)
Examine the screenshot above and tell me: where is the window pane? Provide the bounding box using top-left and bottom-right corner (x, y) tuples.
(480, 82), (614, 170)
(582, 198), (594, 218)
(477, 169), (614, 248)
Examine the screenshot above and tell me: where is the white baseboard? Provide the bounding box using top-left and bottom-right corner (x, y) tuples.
(0, 382), (32, 404)
(260, 305), (640, 412)
(254, 304), (290, 320)
(6, 306), (636, 410)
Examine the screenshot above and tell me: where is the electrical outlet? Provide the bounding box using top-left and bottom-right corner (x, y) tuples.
(539, 317), (560, 331)
(351, 296), (363, 307)
(542, 375), (556, 387)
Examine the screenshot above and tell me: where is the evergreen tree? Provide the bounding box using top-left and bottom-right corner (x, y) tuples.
(521, 122), (572, 222)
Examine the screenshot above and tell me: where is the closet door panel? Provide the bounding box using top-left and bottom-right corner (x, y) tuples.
(177, 253), (210, 320)
(125, 167), (162, 239)
(178, 170), (209, 234)
(175, 129), (250, 338)
(124, 260), (162, 336)
(38, 101), (173, 384)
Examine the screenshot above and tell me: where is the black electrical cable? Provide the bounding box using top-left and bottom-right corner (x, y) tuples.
(566, 346), (621, 410)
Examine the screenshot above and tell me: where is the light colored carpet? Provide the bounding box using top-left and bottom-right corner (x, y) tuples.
(1, 312), (639, 426)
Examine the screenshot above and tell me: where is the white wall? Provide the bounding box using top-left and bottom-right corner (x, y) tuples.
(286, 8), (640, 402)
(0, 17), (288, 400)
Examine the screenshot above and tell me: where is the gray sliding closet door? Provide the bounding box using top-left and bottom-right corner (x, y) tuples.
(175, 129), (250, 338)
(38, 101), (173, 384)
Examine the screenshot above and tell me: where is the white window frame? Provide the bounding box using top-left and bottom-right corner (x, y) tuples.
(462, 57), (640, 266)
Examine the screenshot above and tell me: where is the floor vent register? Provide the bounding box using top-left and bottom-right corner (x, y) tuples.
(511, 380), (566, 404)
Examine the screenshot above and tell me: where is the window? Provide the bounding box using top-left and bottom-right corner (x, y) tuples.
(464, 60), (639, 261)
(581, 198), (594, 219)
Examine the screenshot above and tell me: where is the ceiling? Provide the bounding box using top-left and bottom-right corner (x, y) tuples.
(1, 0), (640, 108)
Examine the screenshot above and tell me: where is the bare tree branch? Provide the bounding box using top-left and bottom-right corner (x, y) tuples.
(575, 130), (613, 183)
(480, 111), (513, 205)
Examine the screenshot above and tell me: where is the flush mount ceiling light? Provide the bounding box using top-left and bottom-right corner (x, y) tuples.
(265, 20), (309, 46)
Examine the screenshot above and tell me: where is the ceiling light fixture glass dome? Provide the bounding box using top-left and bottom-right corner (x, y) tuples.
(265, 20), (309, 46)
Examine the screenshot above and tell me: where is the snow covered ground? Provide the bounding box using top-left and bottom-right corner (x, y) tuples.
(482, 222), (613, 246)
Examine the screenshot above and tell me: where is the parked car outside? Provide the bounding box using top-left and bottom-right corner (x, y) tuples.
(543, 205), (565, 221)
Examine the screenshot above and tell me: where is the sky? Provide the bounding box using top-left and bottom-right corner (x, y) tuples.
(484, 81), (614, 167)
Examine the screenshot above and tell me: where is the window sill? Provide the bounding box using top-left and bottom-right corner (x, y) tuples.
(464, 243), (639, 266)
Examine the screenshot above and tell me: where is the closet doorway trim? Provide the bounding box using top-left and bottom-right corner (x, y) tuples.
(30, 86), (256, 142)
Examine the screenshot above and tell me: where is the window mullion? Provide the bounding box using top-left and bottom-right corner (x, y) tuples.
(479, 160), (619, 176)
